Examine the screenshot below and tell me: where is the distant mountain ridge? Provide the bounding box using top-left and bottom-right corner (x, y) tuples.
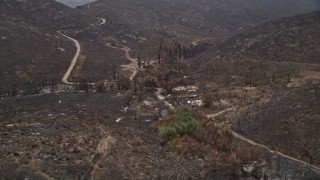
(86, 0), (320, 39)
(55, 0), (97, 8)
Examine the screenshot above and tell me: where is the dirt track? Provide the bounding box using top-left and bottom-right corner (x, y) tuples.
(58, 17), (106, 84)
(57, 30), (81, 84)
(105, 43), (138, 80)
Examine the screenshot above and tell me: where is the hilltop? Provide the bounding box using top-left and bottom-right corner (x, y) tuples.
(56, 0), (97, 8)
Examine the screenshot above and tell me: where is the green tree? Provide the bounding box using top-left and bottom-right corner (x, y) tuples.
(268, 65), (277, 82)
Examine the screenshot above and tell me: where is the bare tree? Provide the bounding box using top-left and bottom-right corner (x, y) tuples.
(138, 52), (142, 68)
(77, 78), (89, 92)
(144, 77), (158, 91)
(111, 64), (119, 80)
(138, 41), (144, 68)
(245, 71), (252, 88)
(315, 84), (320, 104)
(176, 60), (190, 85)
(158, 38), (164, 64)
(117, 76), (132, 90)
(133, 76), (138, 95)
(96, 81), (106, 92)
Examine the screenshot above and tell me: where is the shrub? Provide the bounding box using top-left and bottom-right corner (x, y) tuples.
(160, 115), (176, 126)
(216, 114), (226, 121)
(234, 146), (262, 165)
(171, 136), (203, 156)
(175, 144), (183, 154)
(117, 76), (132, 90)
(96, 81), (106, 92)
(194, 126), (205, 140)
(159, 106), (205, 145)
(159, 126), (177, 140)
(159, 80), (176, 93)
(203, 123), (220, 145)
(76, 78), (89, 92)
(203, 93), (213, 108)
(144, 78), (158, 91)
(171, 106), (199, 137)
(268, 65), (277, 82)
(211, 152), (240, 177)
(123, 90), (133, 106)
(191, 109), (207, 123)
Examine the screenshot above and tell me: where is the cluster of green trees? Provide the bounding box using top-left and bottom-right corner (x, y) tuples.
(159, 106), (202, 140)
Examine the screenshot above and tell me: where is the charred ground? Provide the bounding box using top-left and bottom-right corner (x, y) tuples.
(0, 0), (320, 179)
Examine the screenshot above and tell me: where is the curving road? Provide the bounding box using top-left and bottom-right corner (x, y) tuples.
(156, 88), (174, 110)
(192, 37), (215, 46)
(105, 43), (138, 80)
(58, 30), (81, 84)
(58, 17), (106, 84)
(232, 131), (320, 173)
(97, 17), (106, 26)
(208, 107), (320, 173)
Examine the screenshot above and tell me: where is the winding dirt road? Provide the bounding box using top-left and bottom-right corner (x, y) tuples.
(58, 17), (106, 84)
(206, 107), (235, 119)
(58, 30), (81, 84)
(97, 17), (106, 26)
(192, 37), (215, 46)
(232, 131), (320, 173)
(207, 106), (320, 172)
(156, 88), (174, 110)
(105, 43), (138, 80)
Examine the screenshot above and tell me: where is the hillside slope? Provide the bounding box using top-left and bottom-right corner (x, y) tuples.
(0, 15), (75, 89)
(233, 85), (320, 167)
(0, 0), (99, 89)
(197, 10), (320, 64)
(86, 0), (320, 41)
(0, 0), (97, 29)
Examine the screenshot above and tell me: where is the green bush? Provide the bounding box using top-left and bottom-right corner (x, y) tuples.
(159, 106), (204, 143)
(194, 126), (205, 139)
(171, 106), (199, 136)
(175, 144), (182, 154)
(159, 126), (177, 140)
(216, 114), (226, 121)
(268, 65), (278, 82)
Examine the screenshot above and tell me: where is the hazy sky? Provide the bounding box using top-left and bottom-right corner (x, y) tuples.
(55, 0), (97, 8)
